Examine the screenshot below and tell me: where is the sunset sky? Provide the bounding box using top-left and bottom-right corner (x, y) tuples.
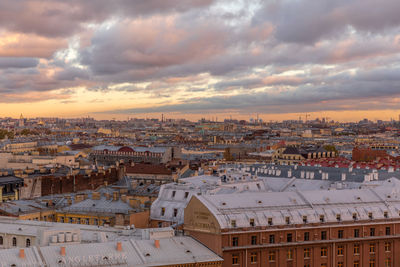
(1, 0), (400, 121)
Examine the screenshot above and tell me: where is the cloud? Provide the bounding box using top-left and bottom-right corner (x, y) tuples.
(0, 57), (39, 69)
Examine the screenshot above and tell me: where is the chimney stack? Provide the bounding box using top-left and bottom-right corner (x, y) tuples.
(116, 242), (123, 252)
(60, 247), (66, 256)
(154, 240), (160, 248)
(19, 249), (25, 259)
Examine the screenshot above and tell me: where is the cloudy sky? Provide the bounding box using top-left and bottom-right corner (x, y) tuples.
(1, 0), (400, 121)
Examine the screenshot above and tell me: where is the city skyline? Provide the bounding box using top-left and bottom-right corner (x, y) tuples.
(1, 0), (400, 121)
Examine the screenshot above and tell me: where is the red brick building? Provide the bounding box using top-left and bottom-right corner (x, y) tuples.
(184, 179), (400, 267)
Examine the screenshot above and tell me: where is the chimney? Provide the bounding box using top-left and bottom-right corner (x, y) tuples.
(116, 242), (123, 252)
(154, 240), (160, 248)
(60, 247), (66, 256)
(19, 249), (25, 259)
(113, 191), (119, 201)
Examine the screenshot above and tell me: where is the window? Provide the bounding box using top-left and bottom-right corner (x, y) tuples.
(370, 259), (375, 267)
(386, 227), (391, 235)
(77, 218), (81, 224)
(85, 218), (89, 225)
(304, 248), (310, 259)
(251, 236), (257, 245)
(303, 216), (308, 223)
(338, 230), (344, 239)
(287, 249), (293, 260)
(287, 233), (293, 242)
(250, 252), (257, 263)
(232, 254), (239, 265)
(161, 207), (165, 216)
(94, 218), (98, 225)
(354, 229), (360, 238)
(269, 234), (275, 244)
(320, 215), (325, 223)
(384, 211), (388, 218)
(68, 217), (72, 223)
(232, 237), (238, 246)
(286, 217), (290, 224)
(268, 217), (273, 226)
(385, 258), (391, 267)
(171, 191), (176, 198)
(304, 232), (310, 241)
(231, 220), (237, 227)
(337, 245), (344, 256)
(336, 214), (341, 221)
(321, 231), (327, 240)
(26, 239), (30, 247)
(338, 262), (344, 267)
(370, 228), (375, 237)
(368, 212), (373, 219)
(352, 213), (357, 220)
(12, 237), (17, 247)
(385, 242), (391, 252)
(173, 209), (178, 217)
(321, 247), (327, 257)
(184, 192), (189, 198)
(354, 244), (360, 254)
(370, 243), (375, 253)
(250, 218), (255, 227)
(269, 251), (276, 262)
(354, 261), (359, 267)
(321, 264), (327, 267)
(0, 236), (3, 245)
(60, 217), (64, 223)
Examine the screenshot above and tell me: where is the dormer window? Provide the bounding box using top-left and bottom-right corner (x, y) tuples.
(320, 215), (325, 223)
(268, 218), (273, 226)
(336, 214), (341, 222)
(384, 211), (388, 218)
(250, 218), (255, 227)
(368, 212), (373, 219)
(231, 220), (237, 228)
(303, 216), (308, 224)
(285, 217), (290, 225)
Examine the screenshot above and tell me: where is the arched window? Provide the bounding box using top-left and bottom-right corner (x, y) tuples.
(26, 239), (31, 247)
(0, 236), (3, 245)
(12, 237), (17, 247)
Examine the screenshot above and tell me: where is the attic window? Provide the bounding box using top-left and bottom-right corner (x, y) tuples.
(303, 216), (308, 223)
(336, 214), (341, 222)
(320, 215), (325, 223)
(257, 200), (262, 204)
(384, 211), (388, 218)
(352, 213), (357, 220)
(368, 212), (373, 219)
(231, 220), (237, 228)
(145, 253), (151, 257)
(268, 218), (273, 226)
(256, 183), (261, 189)
(184, 192), (189, 198)
(285, 217), (290, 225)
(250, 218), (255, 227)
(222, 202), (226, 206)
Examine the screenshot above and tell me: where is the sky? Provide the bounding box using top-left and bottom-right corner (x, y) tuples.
(1, 0), (400, 122)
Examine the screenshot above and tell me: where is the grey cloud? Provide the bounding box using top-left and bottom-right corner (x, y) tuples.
(255, 0), (400, 44)
(0, 58), (39, 69)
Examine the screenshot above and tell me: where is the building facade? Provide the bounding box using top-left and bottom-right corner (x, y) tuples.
(184, 179), (400, 267)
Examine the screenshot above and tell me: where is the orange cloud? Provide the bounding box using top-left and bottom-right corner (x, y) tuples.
(0, 31), (67, 58)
